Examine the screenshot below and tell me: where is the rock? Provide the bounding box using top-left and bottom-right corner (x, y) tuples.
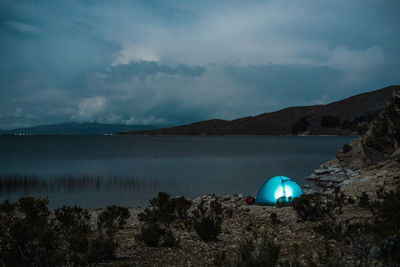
(319, 175), (346, 183)
(193, 197), (202, 204)
(377, 170), (388, 177)
(327, 167), (342, 173)
(360, 175), (376, 183)
(222, 195), (231, 201)
(314, 169), (330, 175)
(305, 173), (319, 180)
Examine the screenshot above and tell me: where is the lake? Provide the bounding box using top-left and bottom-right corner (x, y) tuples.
(0, 135), (354, 208)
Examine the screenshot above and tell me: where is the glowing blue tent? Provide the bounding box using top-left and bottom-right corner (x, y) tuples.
(254, 176), (303, 205)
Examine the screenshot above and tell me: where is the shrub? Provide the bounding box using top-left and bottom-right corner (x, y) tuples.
(0, 197), (130, 265)
(358, 192), (370, 208)
(190, 197), (224, 242)
(370, 189), (400, 237)
(292, 193), (333, 221)
(194, 216), (222, 242)
(270, 212), (280, 225)
(306, 240), (346, 267)
(210, 199), (223, 215)
(379, 233), (400, 265)
(54, 205), (92, 264)
(86, 237), (118, 262)
(292, 117), (309, 134)
(137, 192), (192, 246)
(162, 229), (179, 247)
(314, 220), (344, 242)
(97, 205), (130, 239)
(342, 143), (352, 153)
(136, 223), (165, 247)
(148, 192), (177, 225)
(357, 121), (369, 135)
(237, 234), (281, 267)
(172, 196), (192, 220)
(138, 192), (192, 227)
(333, 187), (345, 208)
(348, 189), (400, 265)
(213, 250), (230, 266)
(0, 197), (63, 267)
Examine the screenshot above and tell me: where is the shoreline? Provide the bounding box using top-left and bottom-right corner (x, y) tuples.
(3, 155), (399, 266)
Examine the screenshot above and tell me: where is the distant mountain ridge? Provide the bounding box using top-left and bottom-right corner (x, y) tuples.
(0, 122), (159, 135)
(120, 85), (399, 136)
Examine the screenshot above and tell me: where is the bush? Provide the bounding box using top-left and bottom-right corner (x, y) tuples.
(270, 212), (280, 225)
(237, 234), (281, 267)
(138, 192), (192, 227)
(292, 117), (309, 134)
(370, 189), (400, 237)
(292, 194), (333, 221)
(379, 234), (400, 265)
(314, 220), (344, 242)
(346, 189), (400, 265)
(191, 198), (224, 242)
(86, 237), (118, 262)
(213, 250), (230, 266)
(342, 143), (352, 153)
(333, 187), (345, 208)
(162, 229), (179, 247)
(0, 197), (62, 267)
(357, 121), (369, 135)
(97, 205), (130, 239)
(136, 192), (192, 246)
(194, 216), (222, 242)
(358, 192), (370, 208)
(136, 223), (165, 247)
(306, 240), (346, 267)
(54, 205), (92, 264)
(0, 197), (130, 266)
(172, 196), (192, 220)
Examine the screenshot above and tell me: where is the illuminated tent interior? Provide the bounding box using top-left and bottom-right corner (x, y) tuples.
(254, 176), (303, 205)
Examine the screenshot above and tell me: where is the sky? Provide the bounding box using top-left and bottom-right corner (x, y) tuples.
(0, 0), (399, 129)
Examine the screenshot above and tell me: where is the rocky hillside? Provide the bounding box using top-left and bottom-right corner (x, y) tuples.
(120, 85), (398, 136)
(337, 88), (400, 169)
(305, 88), (400, 198)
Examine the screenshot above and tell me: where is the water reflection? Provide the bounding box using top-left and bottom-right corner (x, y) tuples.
(0, 174), (172, 194)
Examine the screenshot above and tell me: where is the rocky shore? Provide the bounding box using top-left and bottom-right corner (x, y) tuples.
(304, 158), (399, 199)
(96, 152), (398, 266)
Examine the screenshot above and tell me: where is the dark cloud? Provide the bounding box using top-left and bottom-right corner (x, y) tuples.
(104, 61), (205, 83)
(0, 0), (399, 129)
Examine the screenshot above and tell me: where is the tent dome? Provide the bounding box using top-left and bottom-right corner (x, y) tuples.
(254, 176), (303, 205)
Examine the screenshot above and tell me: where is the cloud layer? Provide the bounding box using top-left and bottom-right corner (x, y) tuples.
(0, 0), (399, 129)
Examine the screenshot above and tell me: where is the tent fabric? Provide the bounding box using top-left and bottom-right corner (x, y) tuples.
(254, 176), (303, 205)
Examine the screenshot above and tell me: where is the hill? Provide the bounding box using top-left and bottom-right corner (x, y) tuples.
(0, 122), (159, 135)
(120, 85), (399, 135)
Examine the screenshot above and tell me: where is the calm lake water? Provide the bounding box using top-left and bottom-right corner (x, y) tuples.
(0, 135), (354, 208)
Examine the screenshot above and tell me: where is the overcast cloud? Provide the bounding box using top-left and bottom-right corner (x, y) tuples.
(0, 0), (399, 129)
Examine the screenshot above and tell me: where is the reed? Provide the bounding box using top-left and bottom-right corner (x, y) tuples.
(0, 174), (166, 193)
